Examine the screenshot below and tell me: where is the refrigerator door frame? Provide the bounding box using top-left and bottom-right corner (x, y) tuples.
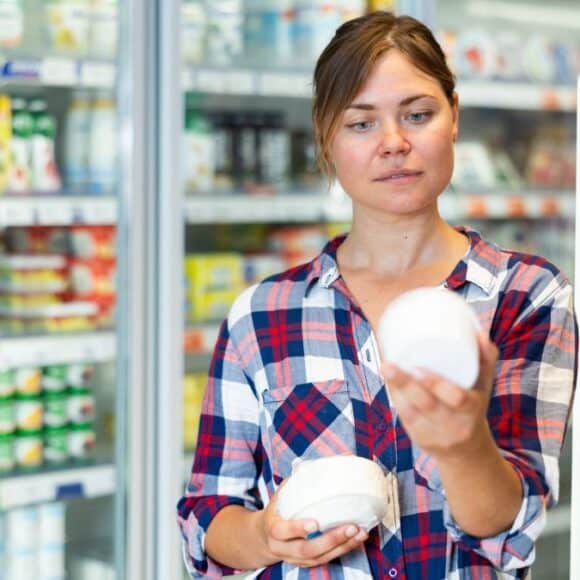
(117, 0), (184, 578)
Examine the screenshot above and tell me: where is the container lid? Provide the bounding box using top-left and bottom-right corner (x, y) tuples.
(15, 393), (42, 401)
(15, 428), (43, 437)
(44, 425), (68, 435)
(0, 432), (14, 441)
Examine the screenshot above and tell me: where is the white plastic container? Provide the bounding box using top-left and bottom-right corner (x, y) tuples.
(378, 287), (480, 389)
(277, 455), (389, 532)
(0, 0), (23, 48)
(88, 94), (117, 194)
(89, 0), (118, 59)
(64, 92), (91, 191)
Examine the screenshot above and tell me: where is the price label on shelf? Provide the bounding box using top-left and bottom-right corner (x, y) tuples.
(259, 73), (311, 97)
(225, 71), (255, 95)
(40, 58), (77, 86)
(506, 197), (526, 218)
(81, 199), (117, 224)
(196, 69), (227, 93)
(37, 201), (74, 225)
(80, 61), (116, 88)
(465, 196), (488, 218)
(0, 201), (35, 226)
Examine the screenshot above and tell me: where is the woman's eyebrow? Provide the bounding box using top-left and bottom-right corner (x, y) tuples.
(347, 94), (436, 110)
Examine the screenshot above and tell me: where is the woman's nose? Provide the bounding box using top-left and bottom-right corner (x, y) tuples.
(378, 125), (410, 156)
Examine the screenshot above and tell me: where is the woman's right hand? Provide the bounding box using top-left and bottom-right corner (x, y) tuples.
(255, 484), (369, 568)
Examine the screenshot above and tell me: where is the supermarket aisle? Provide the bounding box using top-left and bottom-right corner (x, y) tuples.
(0, 1), (577, 579)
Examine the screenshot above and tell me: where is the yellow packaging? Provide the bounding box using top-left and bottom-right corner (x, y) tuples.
(0, 95), (12, 194)
(187, 289), (239, 323)
(184, 254), (244, 293)
(183, 373), (206, 448)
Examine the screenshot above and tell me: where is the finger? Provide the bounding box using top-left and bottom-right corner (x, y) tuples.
(285, 525), (368, 567)
(269, 516), (319, 542)
(385, 363), (439, 414)
(418, 372), (468, 410)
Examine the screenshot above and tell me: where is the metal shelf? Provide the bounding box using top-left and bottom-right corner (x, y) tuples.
(0, 196), (117, 226)
(1, 58), (115, 88)
(183, 66), (577, 112)
(0, 462), (115, 509)
(0, 331), (116, 368)
(185, 191), (574, 225)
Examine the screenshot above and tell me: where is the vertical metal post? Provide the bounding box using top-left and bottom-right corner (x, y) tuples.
(117, 0), (184, 579)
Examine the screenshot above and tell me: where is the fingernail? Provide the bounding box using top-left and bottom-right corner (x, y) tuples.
(345, 525), (357, 538)
(304, 521), (317, 533)
(355, 530), (367, 542)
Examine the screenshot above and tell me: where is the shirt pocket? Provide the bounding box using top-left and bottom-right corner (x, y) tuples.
(261, 379), (356, 480)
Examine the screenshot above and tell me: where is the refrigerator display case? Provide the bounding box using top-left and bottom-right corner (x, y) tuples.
(177, 1), (579, 580)
(0, 1), (141, 579)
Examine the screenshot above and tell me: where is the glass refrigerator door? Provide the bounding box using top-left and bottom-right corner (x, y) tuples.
(429, 1), (578, 578)
(0, 0), (121, 578)
(177, 1), (578, 579)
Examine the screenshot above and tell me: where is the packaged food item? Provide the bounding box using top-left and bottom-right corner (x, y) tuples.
(14, 429), (43, 467)
(46, 0), (90, 55)
(67, 387), (95, 424)
(42, 364), (68, 393)
(5, 226), (68, 254)
(15, 394), (43, 431)
(63, 91), (91, 191)
(182, 0), (206, 63)
(256, 111), (290, 187)
(69, 257), (116, 297)
(205, 0), (243, 65)
(0, 397), (15, 434)
(44, 392), (68, 427)
(0, 431), (14, 471)
(187, 288), (239, 323)
(66, 362), (94, 389)
(184, 253), (244, 292)
(70, 225), (116, 259)
(455, 29), (496, 79)
(0, 368), (15, 398)
(29, 99), (62, 193)
(8, 97), (32, 194)
(0, 94), (12, 193)
(243, 0), (294, 65)
(183, 373), (205, 448)
(14, 367), (42, 396)
(38, 502), (66, 579)
(88, 93), (117, 194)
(184, 94), (214, 193)
(44, 426), (69, 463)
(68, 422), (95, 458)
(0, 0), (23, 48)
(243, 253), (285, 285)
(89, 0), (118, 59)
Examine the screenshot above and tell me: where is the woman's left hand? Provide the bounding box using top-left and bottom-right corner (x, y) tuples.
(381, 332), (499, 460)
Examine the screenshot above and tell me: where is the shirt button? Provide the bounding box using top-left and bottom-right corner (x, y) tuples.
(377, 421), (388, 432)
(388, 568), (398, 578)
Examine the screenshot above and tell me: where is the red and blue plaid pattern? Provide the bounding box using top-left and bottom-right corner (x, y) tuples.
(177, 227), (577, 579)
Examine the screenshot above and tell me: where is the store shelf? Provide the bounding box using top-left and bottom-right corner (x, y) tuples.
(185, 191), (574, 224)
(0, 331), (116, 368)
(1, 58), (115, 88)
(0, 196), (117, 226)
(457, 80), (577, 112)
(183, 67), (577, 111)
(0, 462), (115, 509)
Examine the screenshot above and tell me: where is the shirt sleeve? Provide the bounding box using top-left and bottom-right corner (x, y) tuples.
(445, 276), (577, 571)
(177, 318), (263, 578)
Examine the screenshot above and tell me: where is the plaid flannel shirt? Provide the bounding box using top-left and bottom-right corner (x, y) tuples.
(178, 227), (577, 579)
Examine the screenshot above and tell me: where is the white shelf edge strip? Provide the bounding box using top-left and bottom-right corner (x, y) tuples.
(0, 332), (116, 368)
(0, 464), (115, 509)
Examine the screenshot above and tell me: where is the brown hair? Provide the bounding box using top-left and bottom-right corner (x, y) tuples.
(313, 11), (456, 179)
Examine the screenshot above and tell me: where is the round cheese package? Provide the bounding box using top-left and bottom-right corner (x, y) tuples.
(277, 455), (389, 533)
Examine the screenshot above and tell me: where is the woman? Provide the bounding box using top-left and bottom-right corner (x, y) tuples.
(177, 11), (576, 579)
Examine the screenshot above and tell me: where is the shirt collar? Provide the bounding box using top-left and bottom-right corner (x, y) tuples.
(306, 227), (499, 297)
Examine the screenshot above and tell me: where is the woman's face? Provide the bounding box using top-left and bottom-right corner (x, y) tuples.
(329, 50), (458, 217)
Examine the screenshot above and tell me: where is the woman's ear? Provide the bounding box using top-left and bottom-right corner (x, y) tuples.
(451, 91), (459, 142)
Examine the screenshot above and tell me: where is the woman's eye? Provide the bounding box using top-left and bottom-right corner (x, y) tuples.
(405, 111), (432, 123)
(347, 120), (374, 132)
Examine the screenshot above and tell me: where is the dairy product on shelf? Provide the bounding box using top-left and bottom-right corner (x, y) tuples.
(46, 0), (90, 55)
(87, 94), (117, 195)
(29, 99), (62, 194)
(64, 91), (91, 191)
(205, 0), (243, 65)
(182, 0), (206, 63)
(88, 0), (118, 59)
(184, 95), (215, 193)
(8, 97), (32, 194)
(0, 0), (23, 48)
(0, 95), (12, 194)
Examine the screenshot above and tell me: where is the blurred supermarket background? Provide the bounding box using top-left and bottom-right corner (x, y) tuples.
(0, 0), (577, 579)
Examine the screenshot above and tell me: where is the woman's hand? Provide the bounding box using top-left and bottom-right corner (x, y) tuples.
(381, 332), (499, 460)
(255, 483), (368, 568)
